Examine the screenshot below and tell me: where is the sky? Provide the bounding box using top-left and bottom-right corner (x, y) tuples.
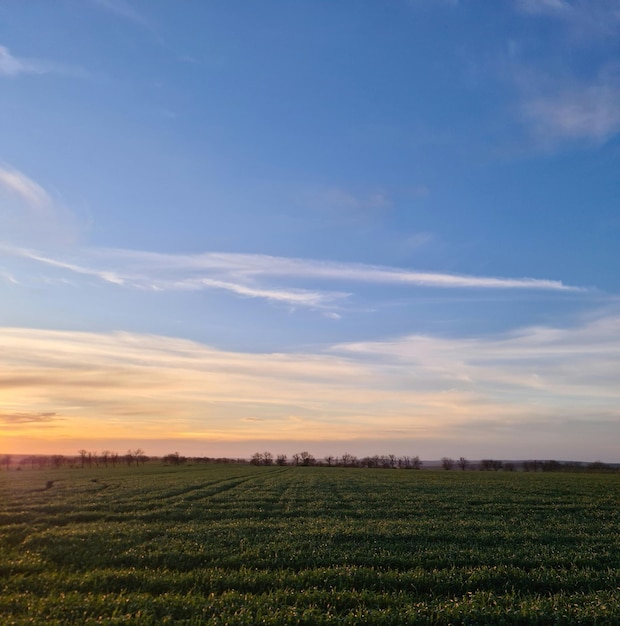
(1, 0), (619, 462)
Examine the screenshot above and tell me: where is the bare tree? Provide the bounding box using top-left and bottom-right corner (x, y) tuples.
(0, 455), (11, 471)
(324, 455), (335, 467)
(100, 450), (110, 467)
(292, 453), (300, 466)
(276, 454), (288, 466)
(250, 452), (263, 466)
(480, 459), (503, 471)
(411, 455), (422, 470)
(77, 449), (89, 469)
(341, 453), (353, 467)
(51, 455), (65, 469)
(263, 452), (273, 466)
(163, 452), (185, 465)
(300, 451), (315, 466)
(133, 449), (147, 465)
(441, 457), (454, 470)
(458, 457), (468, 471)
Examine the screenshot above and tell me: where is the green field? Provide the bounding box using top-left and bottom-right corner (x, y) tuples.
(1, 464), (619, 624)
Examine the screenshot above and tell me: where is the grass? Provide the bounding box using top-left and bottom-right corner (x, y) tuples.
(1, 464), (619, 624)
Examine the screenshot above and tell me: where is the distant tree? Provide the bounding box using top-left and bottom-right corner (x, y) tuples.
(292, 453), (300, 466)
(458, 457), (468, 471)
(133, 449), (147, 465)
(542, 460), (561, 472)
(324, 455), (335, 467)
(110, 452), (119, 468)
(162, 452), (186, 465)
(480, 459), (494, 471)
(411, 456), (422, 470)
(250, 452), (263, 466)
(276, 454), (288, 466)
(341, 453), (353, 467)
(100, 450), (110, 467)
(263, 452), (273, 466)
(441, 457), (454, 470)
(588, 461), (610, 472)
(125, 450), (134, 466)
(78, 449), (89, 469)
(400, 456), (412, 469)
(0, 455), (11, 471)
(20, 455), (36, 470)
(388, 454), (397, 469)
(300, 451), (315, 466)
(50, 455), (65, 469)
(504, 462), (515, 472)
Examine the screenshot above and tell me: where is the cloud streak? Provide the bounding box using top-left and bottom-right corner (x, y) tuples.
(0, 44), (85, 78)
(0, 165), (85, 246)
(0, 45), (44, 77)
(0, 165), (52, 207)
(1, 317), (619, 459)
(0, 412), (60, 425)
(513, 2), (620, 146)
(516, 0), (620, 38)
(0, 246), (582, 314)
(520, 69), (620, 145)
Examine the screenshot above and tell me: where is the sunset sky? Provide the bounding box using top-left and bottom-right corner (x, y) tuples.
(1, 0), (619, 461)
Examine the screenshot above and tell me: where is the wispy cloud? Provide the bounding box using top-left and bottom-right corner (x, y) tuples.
(516, 0), (620, 38)
(90, 0), (149, 27)
(308, 186), (393, 212)
(511, 1), (620, 147)
(89, 248), (584, 291)
(0, 246), (583, 314)
(0, 412), (60, 425)
(0, 268), (18, 285)
(89, 0), (163, 43)
(520, 68), (620, 145)
(2, 317), (619, 458)
(0, 165), (51, 206)
(0, 45), (44, 76)
(0, 165), (85, 246)
(0, 44), (85, 78)
(518, 0), (578, 17)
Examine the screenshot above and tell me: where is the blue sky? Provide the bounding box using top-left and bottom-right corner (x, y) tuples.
(1, 0), (619, 460)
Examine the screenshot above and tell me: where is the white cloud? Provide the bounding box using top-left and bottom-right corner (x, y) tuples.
(0, 165), (85, 246)
(91, 248), (581, 291)
(0, 246), (582, 315)
(516, 0), (620, 37)
(520, 70), (620, 144)
(0, 45), (43, 76)
(517, 0), (573, 16)
(0, 268), (18, 285)
(0, 44), (85, 78)
(0, 165), (51, 206)
(2, 316), (620, 458)
(511, 2), (620, 146)
(304, 186), (393, 218)
(91, 0), (147, 24)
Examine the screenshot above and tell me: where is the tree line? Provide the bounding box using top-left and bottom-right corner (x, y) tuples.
(0, 449), (149, 471)
(1, 452), (617, 473)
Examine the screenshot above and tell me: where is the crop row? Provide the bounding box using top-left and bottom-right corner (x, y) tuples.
(1, 465), (619, 623)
